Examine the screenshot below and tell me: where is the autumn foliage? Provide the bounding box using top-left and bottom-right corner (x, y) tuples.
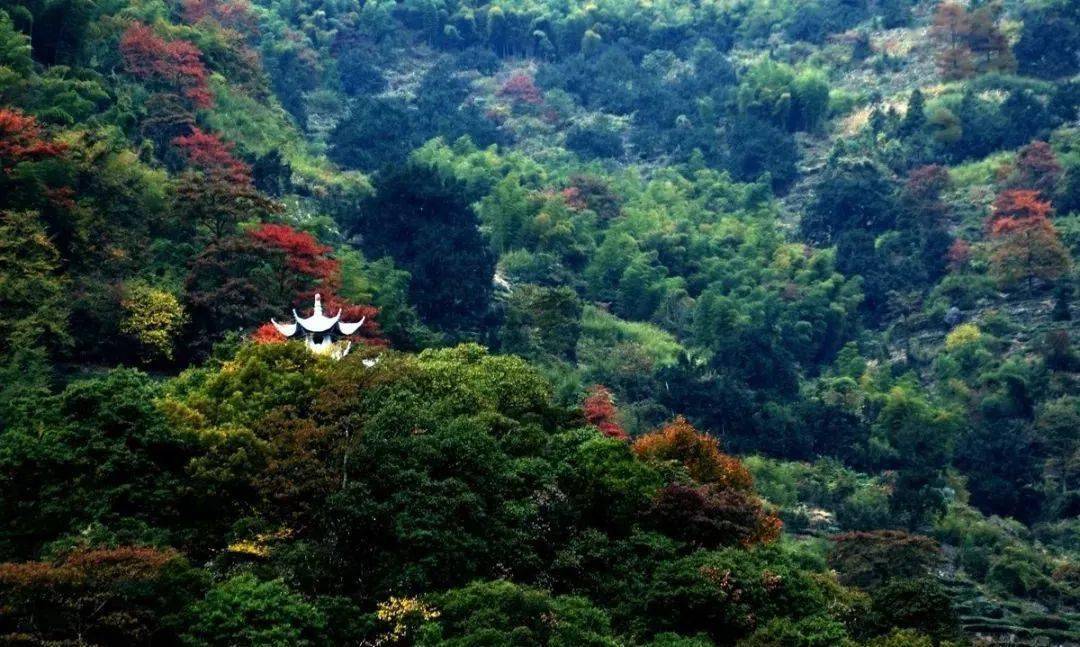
(991, 189), (1052, 230)
(120, 23), (213, 109)
(988, 190), (1070, 289)
(649, 482), (782, 548)
(0, 547), (201, 643)
(173, 127), (252, 184)
(0, 108), (66, 173)
(246, 223), (386, 344)
(930, 3), (1013, 80)
(1001, 140), (1063, 197)
(498, 73), (543, 105)
(252, 322), (287, 344)
(633, 416), (753, 491)
(632, 418), (779, 546)
(583, 385), (628, 440)
(249, 223), (336, 282)
(183, 0), (259, 34)
(172, 128), (277, 239)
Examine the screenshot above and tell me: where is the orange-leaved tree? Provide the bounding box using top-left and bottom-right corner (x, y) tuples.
(633, 415), (753, 490)
(988, 189), (1071, 290)
(930, 3), (1013, 79)
(634, 417), (779, 547)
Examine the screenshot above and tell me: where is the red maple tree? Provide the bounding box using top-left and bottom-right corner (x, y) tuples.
(120, 23), (213, 109)
(249, 223), (336, 281)
(583, 385), (628, 440)
(173, 127), (251, 184)
(0, 108), (67, 174)
(251, 322), (287, 344)
(246, 223), (387, 346)
(173, 128), (276, 239)
(498, 73), (543, 105)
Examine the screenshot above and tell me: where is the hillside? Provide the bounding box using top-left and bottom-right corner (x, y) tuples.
(0, 0), (1078, 644)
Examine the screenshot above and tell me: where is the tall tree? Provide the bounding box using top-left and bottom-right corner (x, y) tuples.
(988, 192), (1071, 290)
(931, 3), (974, 80)
(356, 162), (495, 335)
(172, 128), (278, 240)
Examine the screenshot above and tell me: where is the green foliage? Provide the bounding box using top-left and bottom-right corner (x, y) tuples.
(643, 545), (862, 643)
(501, 284), (583, 361)
(1, 0), (1078, 642)
(828, 531), (942, 590)
(0, 369), (210, 557)
(868, 577), (960, 641)
(120, 281), (187, 362)
(419, 580), (618, 646)
(356, 161), (496, 335)
(737, 59), (831, 133)
(181, 574), (327, 646)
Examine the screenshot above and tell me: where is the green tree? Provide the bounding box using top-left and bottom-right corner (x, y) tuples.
(872, 388), (960, 529)
(802, 157), (897, 244)
(500, 284), (583, 361)
(182, 574), (327, 646)
(418, 580), (618, 646)
(357, 162), (496, 335)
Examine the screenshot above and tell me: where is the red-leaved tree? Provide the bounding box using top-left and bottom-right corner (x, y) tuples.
(173, 127), (251, 183)
(248, 223), (336, 282)
(246, 223), (385, 345)
(989, 189), (1071, 289)
(173, 128), (278, 239)
(498, 73), (543, 106)
(0, 108), (66, 174)
(583, 385), (628, 440)
(251, 322), (286, 344)
(120, 23), (213, 109)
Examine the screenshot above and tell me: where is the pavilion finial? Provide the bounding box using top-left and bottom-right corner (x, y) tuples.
(313, 293), (323, 317)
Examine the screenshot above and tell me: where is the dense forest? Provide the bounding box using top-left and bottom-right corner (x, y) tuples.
(0, 0), (1077, 643)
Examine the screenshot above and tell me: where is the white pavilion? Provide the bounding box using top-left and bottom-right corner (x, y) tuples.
(272, 293), (365, 360)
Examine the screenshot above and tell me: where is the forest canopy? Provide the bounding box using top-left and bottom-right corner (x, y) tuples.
(0, 0), (1078, 643)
